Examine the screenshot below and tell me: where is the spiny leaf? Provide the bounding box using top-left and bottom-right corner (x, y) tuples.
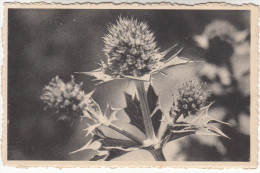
(133, 95), (139, 104)
(92, 128), (141, 161)
(162, 46), (183, 63)
(104, 104), (119, 121)
(92, 128), (106, 139)
(93, 128), (141, 149)
(161, 56), (195, 71)
(159, 43), (178, 59)
(151, 109), (162, 137)
(84, 123), (102, 137)
(147, 84), (162, 136)
(153, 56), (200, 76)
(183, 104), (231, 126)
(123, 92), (145, 134)
(69, 140), (102, 154)
(169, 130), (195, 141)
(175, 104), (230, 138)
(76, 68), (115, 85)
(147, 85), (159, 113)
(195, 124), (230, 139)
(162, 124), (195, 143)
(85, 90), (95, 99)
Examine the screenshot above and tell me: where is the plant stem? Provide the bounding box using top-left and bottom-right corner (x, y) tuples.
(108, 124), (143, 145)
(148, 148), (166, 161)
(134, 80), (155, 140)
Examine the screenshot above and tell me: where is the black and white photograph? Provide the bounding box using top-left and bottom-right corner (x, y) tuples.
(2, 3), (258, 167)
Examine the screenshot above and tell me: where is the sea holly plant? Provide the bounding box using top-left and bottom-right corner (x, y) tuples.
(79, 16), (190, 83)
(41, 16), (230, 161)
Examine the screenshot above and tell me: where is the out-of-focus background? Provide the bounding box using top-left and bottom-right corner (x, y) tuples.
(8, 9), (250, 161)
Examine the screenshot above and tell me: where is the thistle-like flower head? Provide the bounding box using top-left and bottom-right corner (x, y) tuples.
(165, 80), (229, 139)
(103, 16), (161, 77)
(40, 75), (88, 121)
(170, 80), (210, 121)
(80, 16), (193, 83)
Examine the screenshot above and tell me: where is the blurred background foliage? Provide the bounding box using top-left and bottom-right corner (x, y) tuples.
(8, 9), (250, 161)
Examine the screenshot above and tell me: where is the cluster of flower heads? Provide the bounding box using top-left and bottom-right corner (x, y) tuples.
(39, 16), (232, 161)
(170, 80), (210, 121)
(40, 75), (88, 120)
(103, 16), (162, 77)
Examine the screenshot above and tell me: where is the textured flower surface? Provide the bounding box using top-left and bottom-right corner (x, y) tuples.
(40, 75), (88, 121)
(103, 16), (160, 77)
(170, 80), (210, 122)
(80, 16), (192, 83)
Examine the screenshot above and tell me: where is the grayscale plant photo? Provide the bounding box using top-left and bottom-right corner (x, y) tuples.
(8, 9), (250, 161)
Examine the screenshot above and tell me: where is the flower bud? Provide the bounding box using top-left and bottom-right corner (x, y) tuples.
(170, 80), (210, 120)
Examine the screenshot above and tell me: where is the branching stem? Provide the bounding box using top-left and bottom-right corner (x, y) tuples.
(134, 80), (155, 140)
(148, 148), (166, 161)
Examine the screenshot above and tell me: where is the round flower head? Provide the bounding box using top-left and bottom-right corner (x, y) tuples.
(170, 80), (210, 122)
(40, 75), (88, 121)
(81, 16), (193, 83)
(103, 16), (161, 77)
